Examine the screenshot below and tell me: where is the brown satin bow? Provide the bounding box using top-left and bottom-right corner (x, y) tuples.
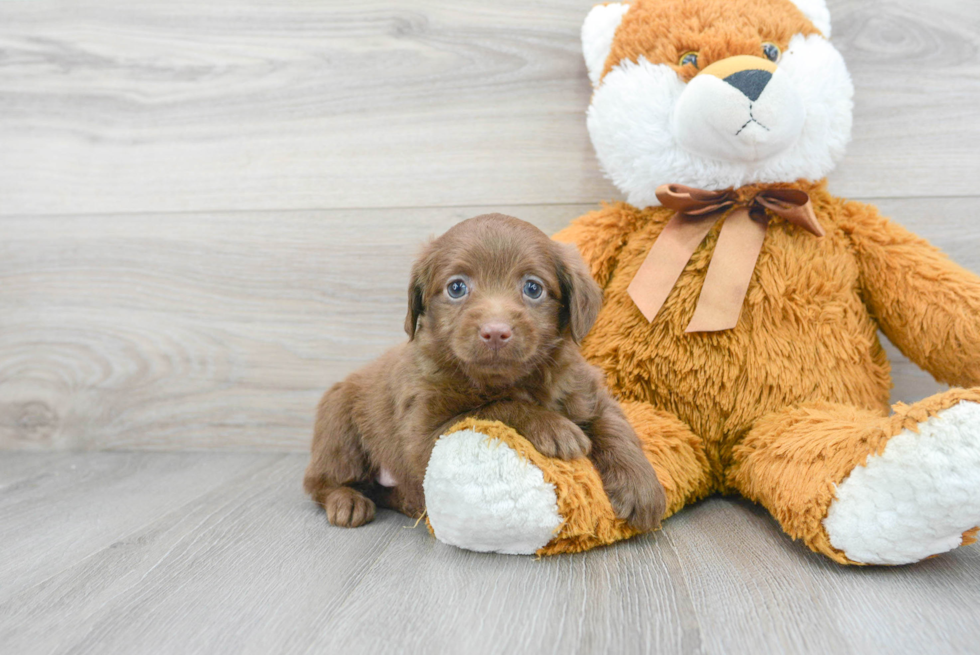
(627, 183), (825, 332)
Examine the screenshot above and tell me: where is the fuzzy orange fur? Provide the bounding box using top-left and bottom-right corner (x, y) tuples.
(438, 391), (980, 559)
(532, 179), (980, 560)
(426, 0), (980, 562)
(602, 0), (821, 82)
(436, 407), (709, 555)
(730, 388), (980, 563)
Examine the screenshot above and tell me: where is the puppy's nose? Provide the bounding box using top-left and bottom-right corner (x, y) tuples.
(479, 322), (512, 350)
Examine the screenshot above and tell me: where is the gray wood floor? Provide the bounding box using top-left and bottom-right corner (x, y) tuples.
(2, 451), (978, 655)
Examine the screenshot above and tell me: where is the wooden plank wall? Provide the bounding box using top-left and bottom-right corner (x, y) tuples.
(1, 0), (978, 451)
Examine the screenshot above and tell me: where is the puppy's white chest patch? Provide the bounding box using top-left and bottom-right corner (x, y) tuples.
(378, 468), (398, 487)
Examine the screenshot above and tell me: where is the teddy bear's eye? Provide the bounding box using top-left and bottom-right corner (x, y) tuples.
(762, 42), (781, 62)
(679, 52), (699, 68)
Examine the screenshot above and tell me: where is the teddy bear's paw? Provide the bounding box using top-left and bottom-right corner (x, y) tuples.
(823, 401), (980, 565)
(423, 428), (563, 555)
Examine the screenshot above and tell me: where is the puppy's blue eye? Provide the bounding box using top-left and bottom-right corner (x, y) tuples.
(446, 279), (468, 299)
(523, 280), (543, 300)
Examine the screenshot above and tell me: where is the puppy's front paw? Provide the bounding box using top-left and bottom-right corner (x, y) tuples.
(605, 464), (666, 533)
(526, 414), (591, 460)
(324, 487), (376, 527)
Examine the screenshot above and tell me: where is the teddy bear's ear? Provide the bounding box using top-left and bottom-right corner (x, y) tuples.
(787, 0), (832, 37)
(582, 3), (630, 87)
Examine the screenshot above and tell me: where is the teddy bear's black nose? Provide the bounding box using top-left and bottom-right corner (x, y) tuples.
(723, 68), (772, 102)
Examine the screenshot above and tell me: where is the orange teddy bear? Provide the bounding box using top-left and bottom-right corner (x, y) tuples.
(421, 0), (980, 565)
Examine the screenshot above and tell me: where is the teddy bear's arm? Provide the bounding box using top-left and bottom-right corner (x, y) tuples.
(842, 200), (980, 388)
(553, 202), (643, 288)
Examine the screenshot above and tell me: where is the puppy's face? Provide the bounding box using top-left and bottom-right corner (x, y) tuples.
(405, 214), (602, 385)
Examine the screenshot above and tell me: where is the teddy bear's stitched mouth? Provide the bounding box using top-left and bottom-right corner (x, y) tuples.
(735, 105), (771, 136)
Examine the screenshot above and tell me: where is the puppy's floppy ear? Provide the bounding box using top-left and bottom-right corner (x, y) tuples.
(553, 241), (603, 343)
(405, 242), (437, 340)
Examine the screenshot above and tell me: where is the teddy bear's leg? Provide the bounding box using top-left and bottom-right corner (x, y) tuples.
(618, 399), (712, 520)
(423, 401), (711, 555)
(728, 388), (980, 565)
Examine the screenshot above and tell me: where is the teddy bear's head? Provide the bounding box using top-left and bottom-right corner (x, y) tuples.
(583, 0), (853, 206)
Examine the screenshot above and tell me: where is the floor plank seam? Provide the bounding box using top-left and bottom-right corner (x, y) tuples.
(25, 454), (305, 653)
(3, 194), (978, 222)
(659, 528), (706, 655)
(297, 520), (408, 655)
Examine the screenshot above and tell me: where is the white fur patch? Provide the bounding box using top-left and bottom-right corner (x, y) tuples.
(587, 34), (853, 206)
(378, 467), (397, 487)
(423, 429), (562, 555)
(582, 3), (630, 87)
(823, 401), (980, 565)
(674, 67), (807, 163)
(787, 0), (832, 37)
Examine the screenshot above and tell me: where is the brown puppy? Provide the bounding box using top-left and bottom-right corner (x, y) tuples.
(304, 214), (665, 532)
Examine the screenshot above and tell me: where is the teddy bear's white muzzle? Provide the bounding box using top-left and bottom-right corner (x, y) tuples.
(673, 67), (806, 163)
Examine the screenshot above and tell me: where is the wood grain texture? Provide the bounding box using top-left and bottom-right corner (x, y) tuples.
(2, 197), (976, 451)
(667, 498), (980, 655)
(3, 1), (980, 651)
(1, 452), (979, 655)
(0, 451), (284, 603)
(1, 0), (979, 216)
(0, 204), (585, 451)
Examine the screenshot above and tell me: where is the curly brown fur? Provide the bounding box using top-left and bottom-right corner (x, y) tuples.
(304, 214), (665, 531)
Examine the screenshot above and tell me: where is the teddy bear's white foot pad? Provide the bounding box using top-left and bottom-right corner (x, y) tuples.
(823, 401), (980, 564)
(423, 429), (562, 555)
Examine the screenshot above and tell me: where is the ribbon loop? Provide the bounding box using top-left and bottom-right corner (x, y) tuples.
(656, 184), (735, 216)
(753, 189), (824, 238)
(627, 183), (824, 332)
